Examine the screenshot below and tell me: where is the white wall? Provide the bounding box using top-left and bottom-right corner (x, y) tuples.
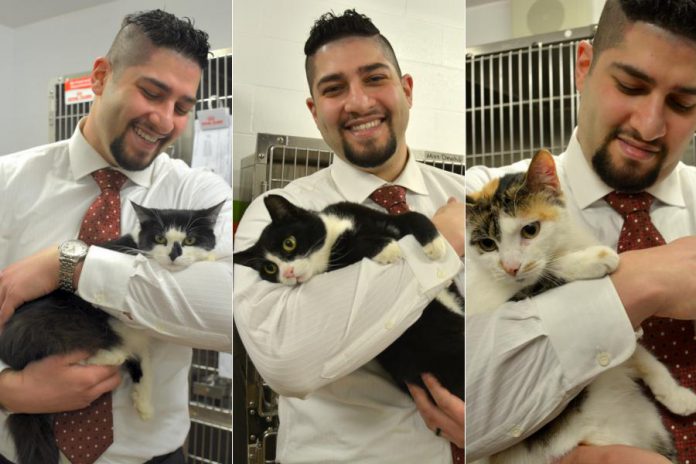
(4, 0), (231, 155)
(233, 0), (465, 197)
(0, 25), (14, 156)
(467, 0), (607, 48)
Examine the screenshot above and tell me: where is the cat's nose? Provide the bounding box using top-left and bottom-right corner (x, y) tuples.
(282, 266), (295, 279)
(503, 263), (520, 277)
(169, 242), (183, 261)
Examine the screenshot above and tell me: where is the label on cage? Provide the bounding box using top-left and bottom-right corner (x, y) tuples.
(64, 76), (94, 105)
(197, 108), (230, 130)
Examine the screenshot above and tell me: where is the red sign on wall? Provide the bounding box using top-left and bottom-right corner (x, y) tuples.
(64, 76), (94, 105)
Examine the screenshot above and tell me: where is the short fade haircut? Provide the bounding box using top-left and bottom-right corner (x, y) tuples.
(592, 0), (696, 66)
(304, 9), (402, 92)
(107, 9), (210, 75)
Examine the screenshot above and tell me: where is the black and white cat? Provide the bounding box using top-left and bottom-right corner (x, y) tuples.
(466, 149), (696, 463)
(0, 200), (223, 464)
(234, 194), (464, 399)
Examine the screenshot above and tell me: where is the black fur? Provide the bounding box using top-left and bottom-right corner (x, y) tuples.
(0, 201), (223, 464)
(234, 194), (464, 399)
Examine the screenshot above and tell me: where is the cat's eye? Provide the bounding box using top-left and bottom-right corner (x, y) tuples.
(477, 238), (497, 252)
(263, 263), (277, 274)
(183, 236), (196, 246)
(282, 236), (297, 253)
(521, 222), (540, 239)
(154, 234), (167, 244)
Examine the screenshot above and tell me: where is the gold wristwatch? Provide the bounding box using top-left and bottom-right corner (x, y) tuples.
(58, 239), (89, 292)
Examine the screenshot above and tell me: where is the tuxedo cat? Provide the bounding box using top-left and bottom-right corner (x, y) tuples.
(466, 149), (696, 464)
(234, 195), (464, 399)
(0, 201), (224, 464)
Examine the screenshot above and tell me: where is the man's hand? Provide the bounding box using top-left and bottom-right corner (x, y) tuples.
(0, 246), (61, 329)
(554, 445), (672, 464)
(0, 351), (121, 413)
(611, 236), (696, 327)
(407, 373), (464, 448)
(431, 197), (464, 257)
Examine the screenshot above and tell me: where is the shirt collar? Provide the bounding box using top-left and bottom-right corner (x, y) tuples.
(330, 149), (429, 203)
(68, 118), (153, 187)
(561, 128), (685, 209)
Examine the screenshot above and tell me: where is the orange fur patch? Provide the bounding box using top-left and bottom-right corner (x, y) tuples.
(519, 194), (559, 221)
(469, 177), (500, 202)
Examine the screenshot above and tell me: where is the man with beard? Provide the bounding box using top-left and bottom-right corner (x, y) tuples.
(466, 0), (696, 463)
(0, 10), (232, 464)
(234, 9), (464, 464)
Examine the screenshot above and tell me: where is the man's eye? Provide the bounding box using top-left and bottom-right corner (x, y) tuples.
(616, 81), (643, 95)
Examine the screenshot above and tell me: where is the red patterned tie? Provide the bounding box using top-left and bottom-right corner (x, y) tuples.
(369, 185), (410, 215)
(370, 185), (464, 462)
(606, 191), (696, 461)
(53, 168), (127, 464)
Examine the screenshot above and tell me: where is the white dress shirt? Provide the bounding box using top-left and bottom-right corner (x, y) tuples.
(464, 129), (695, 459)
(0, 122), (233, 463)
(234, 153), (464, 464)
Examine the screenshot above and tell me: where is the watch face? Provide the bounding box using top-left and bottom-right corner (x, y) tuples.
(61, 240), (89, 258)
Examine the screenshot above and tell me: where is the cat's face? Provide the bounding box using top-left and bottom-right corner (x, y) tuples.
(466, 150), (565, 287)
(234, 195), (328, 285)
(132, 201), (223, 270)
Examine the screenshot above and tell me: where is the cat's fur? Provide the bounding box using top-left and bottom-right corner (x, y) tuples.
(234, 195), (464, 399)
(466, 150), (696, 464)
(0, 201), (223, 464)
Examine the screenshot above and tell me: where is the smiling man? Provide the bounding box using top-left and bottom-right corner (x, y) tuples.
(234, 9), (464, 464)
(466, 0), (696, 462)
(0, 10), (232, 464)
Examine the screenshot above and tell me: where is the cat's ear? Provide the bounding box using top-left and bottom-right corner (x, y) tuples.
(130, 201), (156, 224)
(201, 200), (226, 222)
(526, 149), (561, 194)
(234, 245), (259, 269)
(264, 195), (299, 222)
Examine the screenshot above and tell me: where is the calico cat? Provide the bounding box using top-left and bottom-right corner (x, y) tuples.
(234, 195), (464, 399)
(466, 149), (696, 464)
(0, 200), (224, 464)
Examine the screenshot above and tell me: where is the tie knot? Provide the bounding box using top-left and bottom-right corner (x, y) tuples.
(605, 191), (655, 217)
(92, 168), (128, 193)
(370, 185), (410, 215)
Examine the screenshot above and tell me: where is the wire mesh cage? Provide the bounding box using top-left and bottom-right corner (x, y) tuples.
(48, 49), (233, 464)
(236, 132), (464, 464)
(466, 26), (696, 169)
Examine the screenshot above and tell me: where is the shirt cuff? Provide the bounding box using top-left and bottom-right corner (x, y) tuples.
(76, 245), (133, 313)
(535, 276), (636, 387)
(400, 235), (462, 298)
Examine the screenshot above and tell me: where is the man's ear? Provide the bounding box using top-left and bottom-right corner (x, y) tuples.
(575, 40), (594, 93)
(401, 73), (413, 108)
(91, 56), (111, 96)
(306, 97), (318, 123)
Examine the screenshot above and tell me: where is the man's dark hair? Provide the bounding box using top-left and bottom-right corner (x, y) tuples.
(107, 9), (210, 74)
(303, 9), (402, 91)
(593, 0), (696, 66)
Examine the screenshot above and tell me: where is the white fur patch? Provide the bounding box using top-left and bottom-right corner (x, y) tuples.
(423, 236), (447, 260)
(150, 227), (214, 270)
(435, 288), (463, 315)
(373, 241), (402, 264)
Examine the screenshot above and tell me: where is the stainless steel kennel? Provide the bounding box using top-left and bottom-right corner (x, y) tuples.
(235, 132), (465, 464)
(48, 49), (233, 464)
(466, 25), (696, 169)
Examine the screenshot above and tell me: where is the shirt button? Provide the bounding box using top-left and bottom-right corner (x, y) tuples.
(437, 269), (446, 279)
(95, 293), (105, 304)
(384, 319), (395, 330)
(596, 352), (611, 367)
(510, 425), (523, 437)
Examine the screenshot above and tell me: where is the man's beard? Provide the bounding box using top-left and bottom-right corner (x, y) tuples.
(592, 128), (666, 192)
(109, 130), (164, 171)
(341, 123), (397, 169)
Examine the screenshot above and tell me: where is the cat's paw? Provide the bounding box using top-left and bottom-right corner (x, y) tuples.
(595, 246), (620, 273)
(86, 349), (127, 366)
(373, 241), (402, 264)
(655, 385), (696, 416)
(132, 387), (154, 421)
(423, 236), (447, 260)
